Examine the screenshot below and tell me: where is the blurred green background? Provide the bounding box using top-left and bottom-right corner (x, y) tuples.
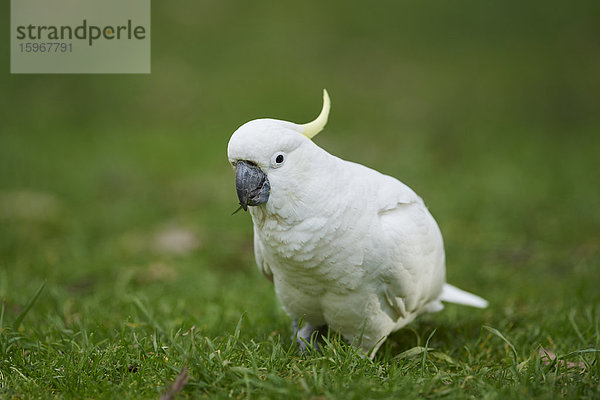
(1, 0), (599, 363)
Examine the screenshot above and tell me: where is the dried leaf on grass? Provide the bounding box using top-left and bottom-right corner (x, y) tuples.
(154, 226), (200, 255)
(539, 348), (586, 370)
(120, 224), (200, 256)
(160, 366), (190, 400)
(134, 261), (178, 284)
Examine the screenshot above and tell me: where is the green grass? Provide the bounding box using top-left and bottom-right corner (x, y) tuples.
(1, 0), (599, 398)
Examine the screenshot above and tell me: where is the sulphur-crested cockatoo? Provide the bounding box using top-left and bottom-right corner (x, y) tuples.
(227, 90), (487, 358)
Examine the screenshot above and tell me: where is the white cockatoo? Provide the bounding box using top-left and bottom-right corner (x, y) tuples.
(227, 90), (487, 358)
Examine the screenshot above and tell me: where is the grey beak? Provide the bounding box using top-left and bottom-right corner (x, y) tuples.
(235, 160), (270, 211)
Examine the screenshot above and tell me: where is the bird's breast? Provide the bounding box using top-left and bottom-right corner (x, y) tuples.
(252, 204), (373, 295)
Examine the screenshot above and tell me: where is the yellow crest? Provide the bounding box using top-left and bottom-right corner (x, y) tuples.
(300, 89), (331, 139)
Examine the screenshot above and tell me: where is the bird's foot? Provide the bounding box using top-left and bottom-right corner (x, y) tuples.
(291, 321), (327, 354)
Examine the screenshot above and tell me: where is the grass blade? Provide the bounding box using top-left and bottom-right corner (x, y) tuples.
(483, 325), (518, 366)
(13, 281), (46, 330)
(422, 328), (436, 376)
(394, 346), (428, 360)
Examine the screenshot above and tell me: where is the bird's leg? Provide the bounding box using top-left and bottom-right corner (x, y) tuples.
(290, 319), (299, 342)
(292, 320), (326, 353)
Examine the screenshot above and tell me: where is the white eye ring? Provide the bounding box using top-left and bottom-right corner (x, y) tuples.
(271, 152), (286, 168)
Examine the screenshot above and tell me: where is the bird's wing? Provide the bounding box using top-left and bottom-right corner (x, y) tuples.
(375, 174), (423, 211)
(253, 226), (273, 282)
(373, 174), (445, 319)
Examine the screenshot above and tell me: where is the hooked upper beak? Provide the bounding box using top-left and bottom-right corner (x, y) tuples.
(235, 160), (270, 211)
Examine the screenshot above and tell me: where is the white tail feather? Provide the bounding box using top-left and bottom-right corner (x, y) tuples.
(440, 284), (488, 309)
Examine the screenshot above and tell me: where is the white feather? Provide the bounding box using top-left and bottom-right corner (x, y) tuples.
(440, 283), (489, 308)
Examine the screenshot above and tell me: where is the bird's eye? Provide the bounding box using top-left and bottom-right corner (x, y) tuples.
(271, 152), (286, 168)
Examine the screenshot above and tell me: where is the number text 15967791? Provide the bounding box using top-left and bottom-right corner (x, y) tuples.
(19, 42), (73, 53)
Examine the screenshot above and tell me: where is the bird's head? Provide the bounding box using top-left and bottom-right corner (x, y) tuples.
(227, 90), (331, 211)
